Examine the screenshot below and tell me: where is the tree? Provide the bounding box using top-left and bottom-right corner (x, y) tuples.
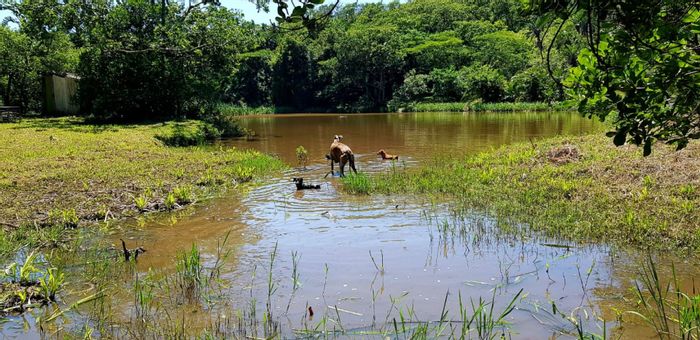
(508, 63), (557, 102)
(271, 36), (316, 110)
(525, 0), (700, 155)
(460, 64), (506, 102)
(388, 70), (431, 110)
(472, 30), (534, 79)
(328, 25), (406, 111)
(0, 0), (78, 112)
(404, 31), (470, 72)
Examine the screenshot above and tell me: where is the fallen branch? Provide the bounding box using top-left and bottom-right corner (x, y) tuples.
(0, 221), (19, 229)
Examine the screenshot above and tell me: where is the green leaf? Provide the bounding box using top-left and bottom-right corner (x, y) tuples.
(675, 139), (688, 151)
(291, 6), (306, 18)
(613, 128), (627, 146)
(309, 0), (324, 4)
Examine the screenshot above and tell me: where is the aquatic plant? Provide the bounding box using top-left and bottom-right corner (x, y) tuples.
(295, 145), (308, 169)
(18, 251), (39, 285)
(175, 244), (202, 301)
(38, 268), (64, 301)
(341, 172), (372, 194)
(626, 257), (700, 339)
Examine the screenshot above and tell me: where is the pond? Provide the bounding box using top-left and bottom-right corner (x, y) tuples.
(5, 112), (698, 338)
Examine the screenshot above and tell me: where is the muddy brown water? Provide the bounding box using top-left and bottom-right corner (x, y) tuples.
(4, 112), (699, 338)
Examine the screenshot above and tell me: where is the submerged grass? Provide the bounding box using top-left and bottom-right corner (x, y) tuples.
(409, 101), (570, 113)
(0, 117), (286, 255)
(342, 134), (700, 250)
(626, 257), (700, 339)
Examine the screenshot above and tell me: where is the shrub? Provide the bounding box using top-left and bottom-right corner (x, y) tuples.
(154, 122), (221, 147)
(202, 113), (246, 138)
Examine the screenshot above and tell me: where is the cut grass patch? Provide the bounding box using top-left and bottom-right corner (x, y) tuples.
(342, 134), (700, 250)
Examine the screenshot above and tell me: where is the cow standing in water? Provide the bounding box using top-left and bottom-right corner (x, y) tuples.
(328, 135), (357, 177)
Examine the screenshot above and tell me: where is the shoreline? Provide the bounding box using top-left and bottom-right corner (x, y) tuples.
(342, 133), (700, 250)
(0, 117), (286, 256)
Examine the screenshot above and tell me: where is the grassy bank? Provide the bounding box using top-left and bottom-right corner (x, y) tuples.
(343, 134), (700, 250)
(0, 118), (285, 254)
(216, 103), (276, 116)
(407, 101), (570, 112)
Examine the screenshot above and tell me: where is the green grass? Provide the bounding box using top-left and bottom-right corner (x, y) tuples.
(216, 103), (275, 116)
(408, 101), (570, 113)
(0, 117), (286, 255)
(342, 134), (700, 250)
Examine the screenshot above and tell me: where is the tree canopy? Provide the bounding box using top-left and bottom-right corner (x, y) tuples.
(1, 0), (584, 118)
(524, 0), (699, 154)
(6, 0), (695, 146)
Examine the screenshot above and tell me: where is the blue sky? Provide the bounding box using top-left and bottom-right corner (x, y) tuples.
(1, 0), (382, 27)
(224, 0), (382, 23)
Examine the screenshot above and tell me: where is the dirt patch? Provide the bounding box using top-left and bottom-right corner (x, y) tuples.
(547, 144), (580, 165)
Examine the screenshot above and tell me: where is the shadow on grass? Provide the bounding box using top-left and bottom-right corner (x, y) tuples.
(9, 116), (169, 134)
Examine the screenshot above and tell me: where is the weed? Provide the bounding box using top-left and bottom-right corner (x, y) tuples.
(679, 184), (696, 199)
(48, 208), (79, 229)
(154, 121), (221, 147)
(163, 193), (177, 210)
(133, 195), (148, 211)
(18, 251), (39, 285)
(340, 172), (372, 194)
(215, 103), (274, 116)
(172, 186), (193, 204)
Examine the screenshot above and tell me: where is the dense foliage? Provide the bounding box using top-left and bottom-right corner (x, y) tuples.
(1, 0), (581, 118)
(524, 0), (699, 154)
(4, 0), (694, 132)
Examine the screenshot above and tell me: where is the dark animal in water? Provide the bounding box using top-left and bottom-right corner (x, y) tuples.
(120, 239), (146, 261)
(377, 149), (399, 160)
(328, 135), (357, 177)
(293, 177), (321, 190)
